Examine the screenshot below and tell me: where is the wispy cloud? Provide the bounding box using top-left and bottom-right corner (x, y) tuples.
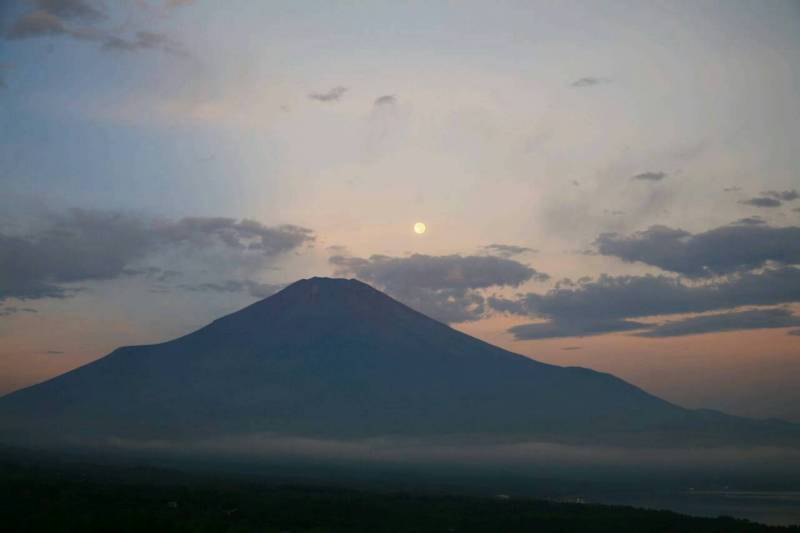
(4, 0), (187, 56)
(571, 76), (610, 88)
(631, 171), (667, 182)
(732, 216), (766, 226)
(763, 189), (799, 201)
(740, 197), (783, 208)
(636, 308), (800, 338)
(373, 94), (396, 106)
(34, 0), (105, 21)
(482, 243), (537, 258)
(0, 306), (38, 317)
(308, 86), (348, 102)
(509, 318), (647, 340)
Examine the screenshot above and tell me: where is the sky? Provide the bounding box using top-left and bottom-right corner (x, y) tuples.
(1, 0), (799, 422)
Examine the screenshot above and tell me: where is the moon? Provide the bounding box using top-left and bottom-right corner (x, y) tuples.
(413, 222), (427, 234)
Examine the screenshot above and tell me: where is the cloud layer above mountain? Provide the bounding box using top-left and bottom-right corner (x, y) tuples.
(331, 253), (545, 323)
(0, 208), (313, 302)
(595, 224), (800, 277)
(636, 308), (800, 338)
(492, 267), (800, 339)
(486, 221), (800, 339)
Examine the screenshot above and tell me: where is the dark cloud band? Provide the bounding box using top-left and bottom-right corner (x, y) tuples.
(635, 308), (800, 338)
(492, 267), (800, 339)
(0, 209), (313, 302)
(595, 223), (800, 277)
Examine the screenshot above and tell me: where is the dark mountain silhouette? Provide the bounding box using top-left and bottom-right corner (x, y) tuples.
(1, 277), (798, 447)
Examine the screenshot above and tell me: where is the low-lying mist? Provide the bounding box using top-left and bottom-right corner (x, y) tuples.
(61, 432), (800, 488)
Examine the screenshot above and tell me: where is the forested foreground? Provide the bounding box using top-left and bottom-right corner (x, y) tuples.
(1, 455), (798, 533)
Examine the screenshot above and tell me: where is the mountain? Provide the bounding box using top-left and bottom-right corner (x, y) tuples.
(1, 277), (798, 448)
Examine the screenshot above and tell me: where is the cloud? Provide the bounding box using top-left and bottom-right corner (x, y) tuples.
(121, 266), (181, 283)
(33, 0), (104, 21)
(330, 253), (542, 323)
(0, 306), (38, 317)
(739, 197), (782, 208)
(325, 244), (349, 255)
(395, 287), (487, 324)
(631, 171), (667, 182)
(732, 216), (766, 226)
(764, 190), (800, 202)
(724, 187), (742, 192)
(595, 223), (800, 277)
(101, 31), (184, 55)
(331, 253), (543, 291)
(0, 208), (313, 301)
(6, 10), (67, 39)
(636, 308), (800, 338)
(4, 1), (185, 56)
(482, 243), (538, 258)
(154, 216), (314, 255)
(374, 95), (396, 106)
(308, 86), (347, 102)
(504, 268), (800, 321)
(571, 77), (609, 88)
(491, 267), (800, 338)
(509, 318), (647, 340)
(486, 295), (527, 315)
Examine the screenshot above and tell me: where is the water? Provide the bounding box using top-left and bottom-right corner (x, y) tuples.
(585, 490), (800, 526)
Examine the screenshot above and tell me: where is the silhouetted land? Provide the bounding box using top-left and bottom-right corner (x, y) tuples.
(5, 278), (800, 449)
(2, 450), (798, 532)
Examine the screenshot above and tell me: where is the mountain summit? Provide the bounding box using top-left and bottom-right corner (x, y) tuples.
(1, 277), (798, 447)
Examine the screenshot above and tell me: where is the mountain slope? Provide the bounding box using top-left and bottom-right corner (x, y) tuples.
(1, 277), (798, 447)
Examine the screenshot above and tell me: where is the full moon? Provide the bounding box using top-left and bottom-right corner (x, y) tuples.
(413, 222), (427, 234)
